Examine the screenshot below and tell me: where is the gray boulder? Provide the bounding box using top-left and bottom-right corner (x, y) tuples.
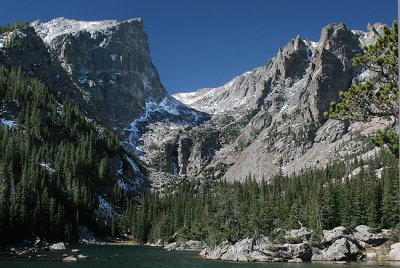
(312, 238), (360, 261)
(352, 225), (386, 247)
(288, 257), (303, 263)
(322, 226), (347, 244)
(280, 243), (312, 261)
(205, 241), (231, 260)
(286, 227), (311, 242)
(165, 240), (207, 251)
(248, 251), (270, 262)
(389, 243), (400, 261)
(63, 256), (77, 262)
(164, 242), (178, 251)
(49, 242), (66, 251)
(220, 238), (253, 262)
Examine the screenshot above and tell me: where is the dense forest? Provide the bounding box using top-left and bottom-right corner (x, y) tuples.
(0, 64), (135, 244)
(124, 149), (399, 246)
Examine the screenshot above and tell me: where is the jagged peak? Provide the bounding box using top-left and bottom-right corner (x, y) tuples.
(31, 17), (143, 44)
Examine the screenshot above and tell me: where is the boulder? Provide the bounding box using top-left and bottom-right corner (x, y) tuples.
(177, 240), (207, 251)
(253, 235), (270, 251)
(322, 226), (347, 244)
(49, 242), (66, 251)
(77, 254), (88, 259)
(71, 249), (80, 253)
(248, 251), (270, 262)
(366, 252), (377, 260)
(199, 248), (210, 258)
(164, 242), (178, 251)
(288, 257), (303, 263)
(164, 240), (207, 251)
(34, 239), (46, 248)
(352, 225), (386, 247)
(205, 241), (231, 260)
(389, 242), (400, 261)
(63, 256), (77, 262)
(286, 227), (311, 242)
(280, 243), (312, 261)
(220, 238), (253, 262)
(311, 238), (360, 261)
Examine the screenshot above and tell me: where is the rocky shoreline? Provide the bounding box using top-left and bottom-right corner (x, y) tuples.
(0, 241), (90, 262)
(164, 225), (400, 263)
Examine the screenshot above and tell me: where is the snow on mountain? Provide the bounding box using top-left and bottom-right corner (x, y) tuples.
(172, 68), (264, 114)
(0, 118), (16, 128)
(31, 17), (142, 45)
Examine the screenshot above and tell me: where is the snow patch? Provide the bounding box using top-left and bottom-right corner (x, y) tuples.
(117, 179), (130, 191)
(306, 47), (312, 62)
(0, 118), (16, 128)
(124, 97), (186, 153)
(127, 157), (141, 174)
(159, 97), (181, 115)
(39, 162), (55, 174)
(32, 17), (142, 45)
(98, 196), (111, 215)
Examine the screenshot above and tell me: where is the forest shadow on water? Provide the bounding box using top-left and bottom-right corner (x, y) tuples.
(0, 245), (399, 268)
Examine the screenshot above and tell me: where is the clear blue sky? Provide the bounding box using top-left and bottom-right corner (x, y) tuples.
(0, 0), (397, 94)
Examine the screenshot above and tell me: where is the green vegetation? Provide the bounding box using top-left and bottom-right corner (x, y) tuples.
(0, 22), (29, 35)
(124, 150), (399, 246)
(328, 21), (398, 122)
(327, 21), (398, 157)
(0, 65), (133, 244)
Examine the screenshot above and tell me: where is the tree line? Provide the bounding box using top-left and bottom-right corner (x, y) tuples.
(124, 150), (399, 246)
(0, 65), (132, 244)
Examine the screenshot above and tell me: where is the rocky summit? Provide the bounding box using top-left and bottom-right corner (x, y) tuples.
(30, 18), (205, 142)
(163, 22), (391, 181)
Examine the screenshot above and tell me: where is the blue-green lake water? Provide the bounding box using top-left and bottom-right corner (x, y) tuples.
(0, 245), (398, 268)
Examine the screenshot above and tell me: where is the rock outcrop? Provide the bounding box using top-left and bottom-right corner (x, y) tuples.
(49, 242), (66, 251)
(201, 226), (390, 263)
(311, 238), (360, 261)
(164, 240), (207, 252)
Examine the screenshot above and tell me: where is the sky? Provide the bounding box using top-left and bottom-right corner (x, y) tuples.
(0, 0), (397, 94)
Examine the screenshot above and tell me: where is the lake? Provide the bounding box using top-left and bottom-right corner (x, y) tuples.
(0, 245), (398, 268)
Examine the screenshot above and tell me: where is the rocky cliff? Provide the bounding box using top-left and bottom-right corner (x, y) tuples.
(163, 23), (391, 181)
(0, 18), (207, 192)
(31, 18), (205, 142)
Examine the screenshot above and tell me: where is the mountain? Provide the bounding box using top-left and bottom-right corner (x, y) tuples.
(160, 22), (392, 181)
(31, 18), (206, 146)
(0, 16), (395, 245)
(0, 18), (206, 243)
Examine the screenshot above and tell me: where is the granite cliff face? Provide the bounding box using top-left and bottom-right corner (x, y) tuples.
(31, 18), (205, 143)
(164, 22), (390, 181)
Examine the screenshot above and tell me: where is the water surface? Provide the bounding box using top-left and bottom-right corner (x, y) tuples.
(0, 245), (397, 268)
